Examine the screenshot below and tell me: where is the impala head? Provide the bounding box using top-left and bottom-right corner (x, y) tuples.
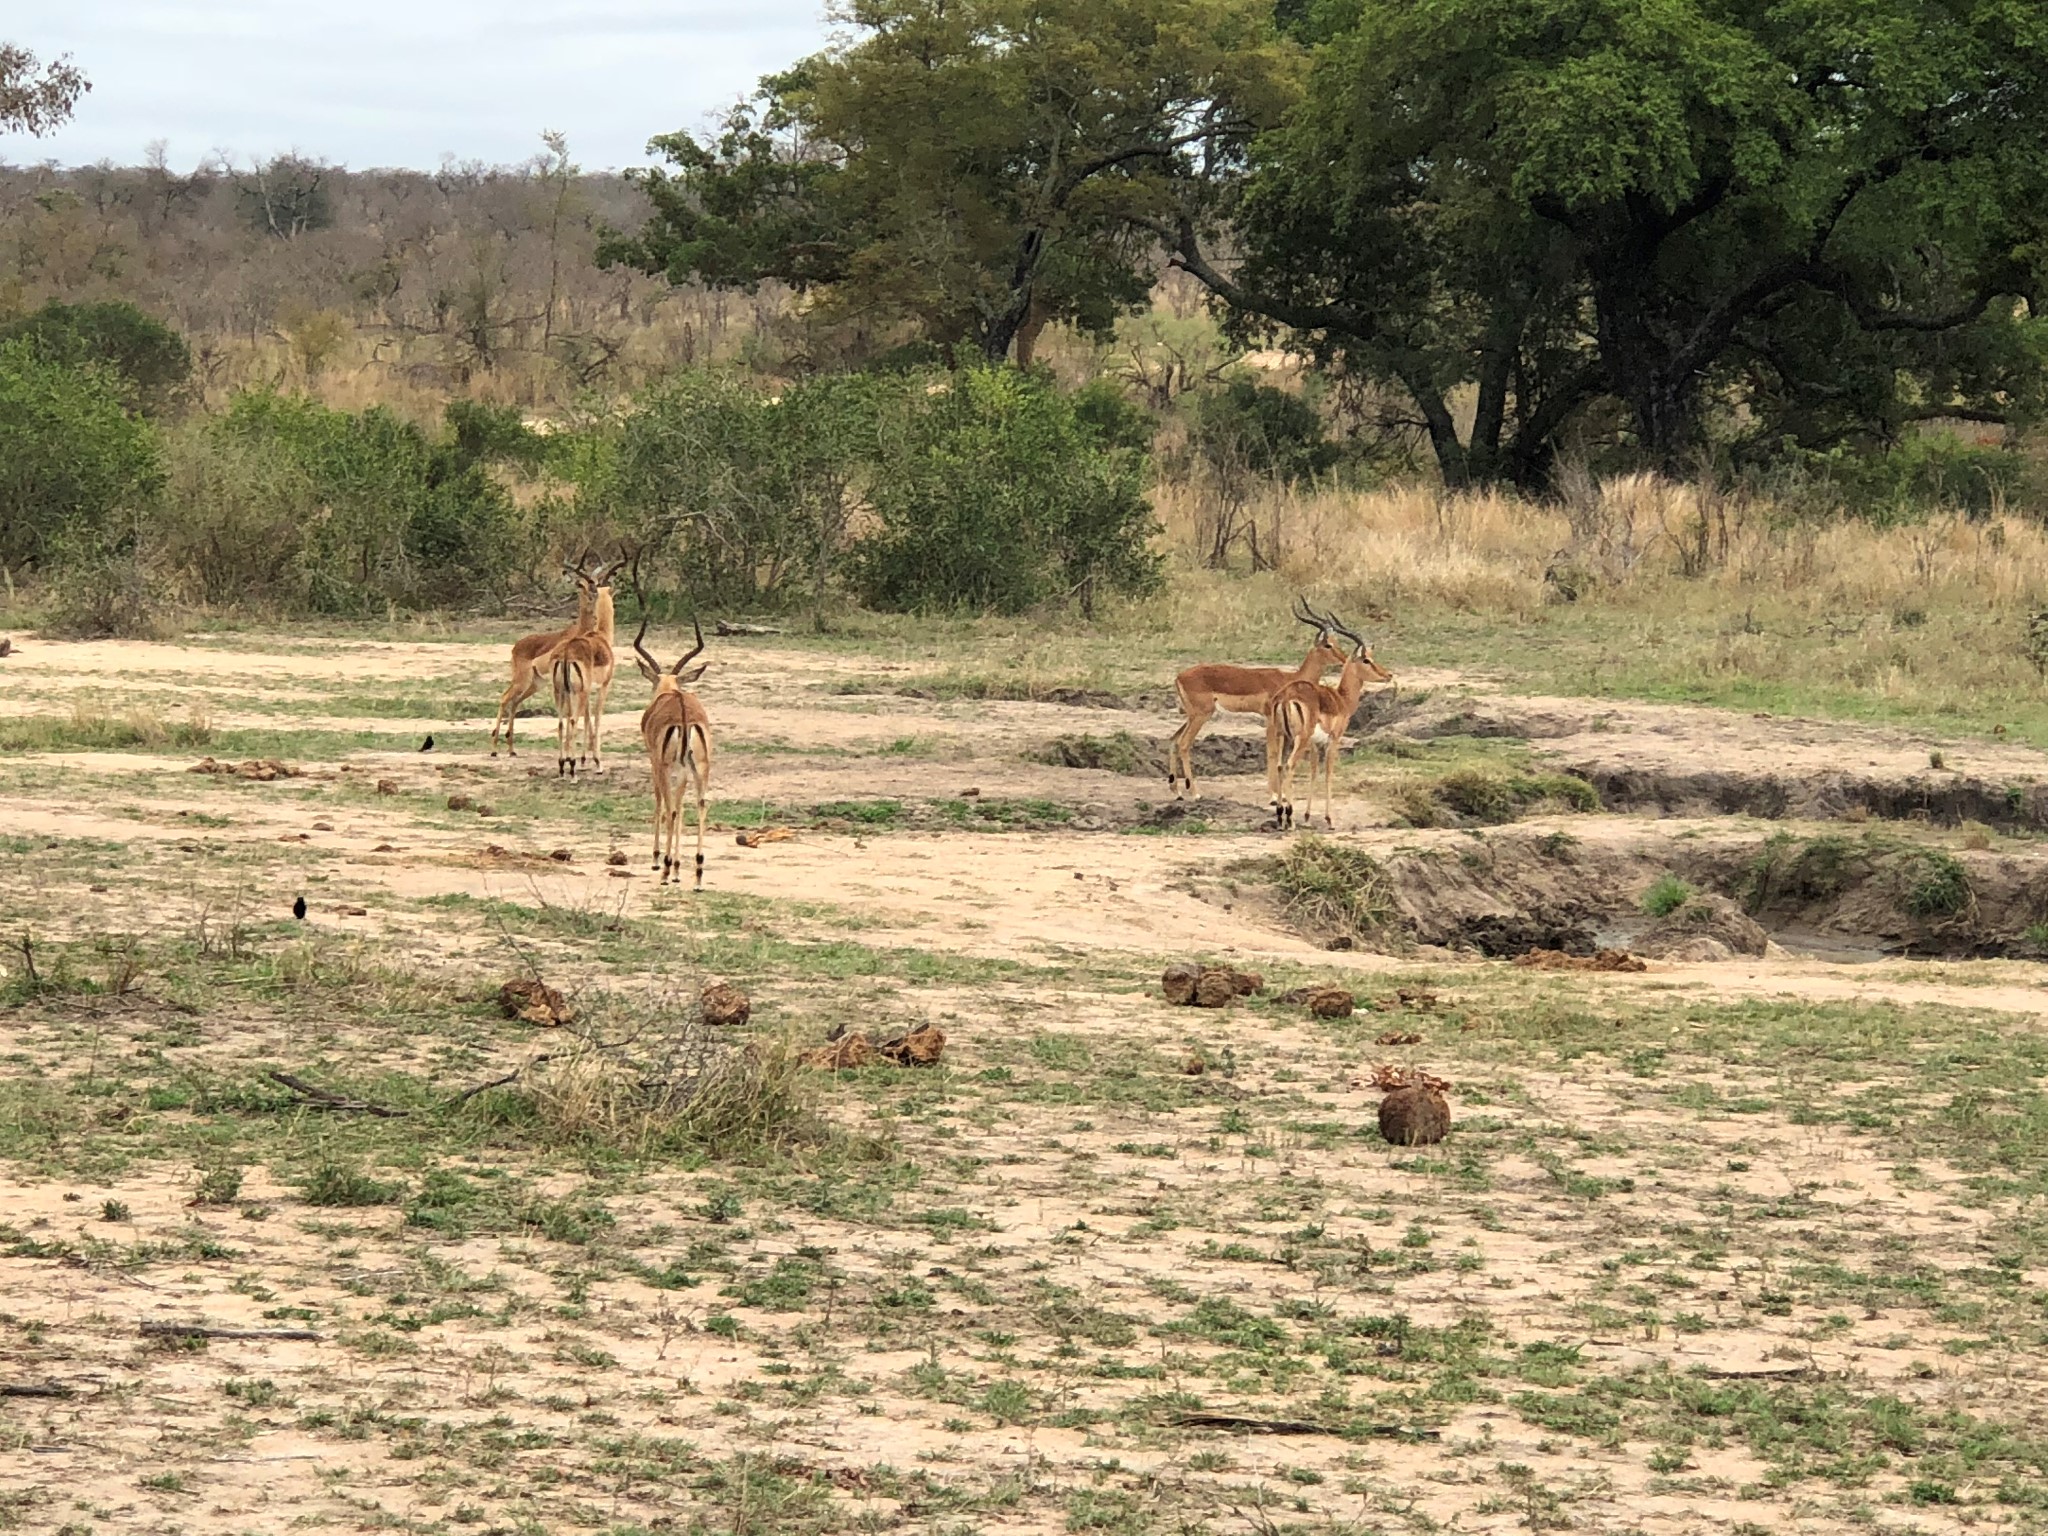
(632, 615), (708, 691)
(1318, 605), (1393, 684)
(1292, 597), (1346, 669)
(563, 550), (599, 598)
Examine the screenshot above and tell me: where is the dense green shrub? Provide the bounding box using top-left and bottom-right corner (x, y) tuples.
(1779, 435), (2031, 521)
(208, 392), (532, 611)
(0, 300), (191, 414)
(1188, 377), (1338, 485)
(0, 338), (162, 569)
(597, 370), (895, 614)
(851, 367), (1160, 615)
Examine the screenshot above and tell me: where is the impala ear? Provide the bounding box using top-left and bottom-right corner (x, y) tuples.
(635, 652), (662, 684)
(677, 663), (709, 685)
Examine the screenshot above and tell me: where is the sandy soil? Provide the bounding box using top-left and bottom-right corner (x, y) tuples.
(3, 632), (2046, 1534)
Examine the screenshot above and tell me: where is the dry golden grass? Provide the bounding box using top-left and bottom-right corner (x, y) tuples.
(1137, 470), (2048, 736)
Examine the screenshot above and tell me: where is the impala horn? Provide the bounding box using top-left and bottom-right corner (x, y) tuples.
(627, 553), (660, 675)
(673, 617), (705, 676)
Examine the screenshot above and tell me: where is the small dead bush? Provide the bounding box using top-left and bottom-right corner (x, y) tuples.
(1033, 731), (1155, 775)
(524, 1035), (815, 1160)
(1271, 835), (1398, 944)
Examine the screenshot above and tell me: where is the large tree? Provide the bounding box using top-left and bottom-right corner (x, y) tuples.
(0, 44), (87, 136)
(602, 0), (1294, 364)
(1170, 0), (2048, 481)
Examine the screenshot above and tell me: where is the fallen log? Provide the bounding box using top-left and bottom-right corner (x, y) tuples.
(140, 1321), (323, 1342)
(266, 1070), (408, 1118)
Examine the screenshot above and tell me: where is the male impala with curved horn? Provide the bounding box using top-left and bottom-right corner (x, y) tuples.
(632, 615), (713, 889)
(490, 553), (601, 756)
(1264, 605), (1394, 831)
(1166, 598), (1345, 799)
(546, 558), (623, 777)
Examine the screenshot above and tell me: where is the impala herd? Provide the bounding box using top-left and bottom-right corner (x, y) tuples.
(487, 554), (1393, 891)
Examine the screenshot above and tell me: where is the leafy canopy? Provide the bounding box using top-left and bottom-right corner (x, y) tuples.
(1176, 0), (2048, 481)
(603, 0), (1295, 363)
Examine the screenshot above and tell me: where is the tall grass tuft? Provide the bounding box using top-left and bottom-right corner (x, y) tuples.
(1271, 834), (1399, 943)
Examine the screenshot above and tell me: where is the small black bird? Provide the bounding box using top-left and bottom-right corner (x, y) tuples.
(292, 895), (307, 920)
(420, 734), (435, 752)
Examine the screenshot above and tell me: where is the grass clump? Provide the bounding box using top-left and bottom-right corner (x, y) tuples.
(517, 1034), (822, 1161)
(1033, 731), (1153, 775)
(1397, 768), (1599, 827)
(0, 702), (213, 754)
(298, 1161), (403, 1207)
(1642, 874), (1695, 918)
(1271, 834), (1398, 944)
(1897, 848), (1973, 918)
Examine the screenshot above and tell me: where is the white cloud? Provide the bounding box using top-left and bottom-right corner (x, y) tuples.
(5, 0), (832, 169)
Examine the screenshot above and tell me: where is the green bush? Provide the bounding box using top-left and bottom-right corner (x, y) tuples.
(0, 300), (191, 414)
(1641, 874), (1695, 918)
(1188, 376), (1338, 484)
(0, 338), (162, 569)
(852, 366), (1160, 615)
(1781, 434), (2030, 521)
(208, 391), (532, 611)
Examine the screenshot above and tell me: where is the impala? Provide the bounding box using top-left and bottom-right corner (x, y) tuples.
(489, 554), (596, 756)
(632, 615), (712, 889)
(546, 560), (622, 777)
(1264, 607), (1394, 831)
(1166, 597), (1346, 799)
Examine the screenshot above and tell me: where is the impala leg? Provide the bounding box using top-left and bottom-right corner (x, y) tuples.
(1170, 691), (1213, 799)
(1263, 712), (1285, 827)
(1323, 732), (1342, 828)
(692, 758), (707, 891)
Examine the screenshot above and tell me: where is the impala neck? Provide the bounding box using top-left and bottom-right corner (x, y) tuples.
(1293, 643), (1328, 680)
(1331, 655), (1372, 711)
(572, 583), (596, 633)
(592, 587), (615, 642)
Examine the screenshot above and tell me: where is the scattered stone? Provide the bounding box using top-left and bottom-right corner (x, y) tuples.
(1376, 1030), (1423, 1046)
(447, 793), (473, 811)
(371, 843), (401, 853)
(474, 803), (497, 817)
(877, 1025), (946, 1066)
(548, 848), (574, 863)
(335, 905), (368, 917)
(608, 869), (633, 879)
(802, 1024), (945, 1069)
(375, 779), (398, 796)
(1181, 1053), (1207, 1076)
(497, 977), (575, 1027)
(1635, 892), (1769, 960)
(1376, 986), (1440, 1011)
(1161, 963), (1203, 1006)
(190, 757), (300, 781)
(1378, 1084), (1452, 1146)
(606, 850), (629, 867)
(311, 821), (334, 832)
(1307, 986), (1356, 1019)
(802, 1034), (877, 1070)
(700, 982), (751, 1028)
(736, 826), (795, 848)
(960, 787), (981, 797)
(1513, 948), (1647, 972)
(1164, 963), (1264, 1007)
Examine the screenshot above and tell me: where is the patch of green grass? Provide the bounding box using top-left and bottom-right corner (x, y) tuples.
(1034, 732), (1154, 775)
(0, 704), (213, 754)
(1642, 874), (1695, 917)
(299, 1161), (404, 1207)
(1897, 847), (1972, 918)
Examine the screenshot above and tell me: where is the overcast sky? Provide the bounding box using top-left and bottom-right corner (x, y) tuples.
(6, 2), (835, 171)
